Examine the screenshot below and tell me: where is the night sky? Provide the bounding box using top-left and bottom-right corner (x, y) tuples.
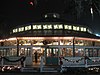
(0, 0), (100, 34)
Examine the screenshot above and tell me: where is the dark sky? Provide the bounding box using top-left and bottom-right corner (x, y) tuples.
(0, 0), (100, 34)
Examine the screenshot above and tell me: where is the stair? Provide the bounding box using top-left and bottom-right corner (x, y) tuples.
(20, 67), (39, 72)
(41, 65), (60, 72)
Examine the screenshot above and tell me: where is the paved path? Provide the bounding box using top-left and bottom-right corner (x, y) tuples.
(0, 72), (100, 75)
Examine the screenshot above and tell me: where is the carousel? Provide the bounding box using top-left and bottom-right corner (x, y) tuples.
(0, 13), (100, 72)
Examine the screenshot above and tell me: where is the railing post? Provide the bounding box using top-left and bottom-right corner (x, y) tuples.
(85, 59), (88, 68)
(23, 60), (25, 67)
(1, 57), (4, 67)
(40, 56), (44, 72)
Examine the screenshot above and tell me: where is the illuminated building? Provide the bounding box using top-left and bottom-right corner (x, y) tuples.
(0, 13), (100, 66)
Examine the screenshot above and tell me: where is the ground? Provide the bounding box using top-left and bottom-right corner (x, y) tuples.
(0, 72), (100, 75)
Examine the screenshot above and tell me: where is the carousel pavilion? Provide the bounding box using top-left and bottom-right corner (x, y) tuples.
(0, 13), (100, 65)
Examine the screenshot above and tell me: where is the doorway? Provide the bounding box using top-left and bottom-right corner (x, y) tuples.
(45, 47), (59, 65)
(32, 47), (44, 66)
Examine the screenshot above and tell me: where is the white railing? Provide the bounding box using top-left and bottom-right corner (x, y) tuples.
(40, 56), (45, 72)
(59, 56), (100, 72)
(0, 56), (26, 67)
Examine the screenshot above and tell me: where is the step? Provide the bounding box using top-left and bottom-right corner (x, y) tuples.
(41, 70), (58, 72)
(20, 67), (38, 72)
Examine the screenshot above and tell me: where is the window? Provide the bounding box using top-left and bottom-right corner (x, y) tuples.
(73, 26), (80, 31)
(85, 49), (89, 56)
(75, 48), (84, 57)
(19, 48), (31, 56)
(98, 49), (100, 56)
(80, 27), (86, 32)
(33, 25), (42, 29)
(93, 49), (97, 57)
(84, 28), (86, 32)
(19, 27), (24, 32)
(25, 25), (31, 31)
(48, 25), (52, 29)
(43, 24), (52, 29)
(89, 49), (93, 57)
(13, 29), (18, 33)
(54, 24), (63, 29)
(66, 48), (73, 56)
(64, 25), (72, 30)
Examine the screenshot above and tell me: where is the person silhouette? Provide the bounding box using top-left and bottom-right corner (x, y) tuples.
(34, 51), (38, 63)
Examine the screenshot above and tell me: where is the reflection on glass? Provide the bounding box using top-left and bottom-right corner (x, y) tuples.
(46, 48), (59, 57)
(75, 48), (84, 57)
(93, 49), (97, 57)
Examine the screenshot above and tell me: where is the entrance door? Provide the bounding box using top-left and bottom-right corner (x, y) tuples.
(32, 47), (45, 65)
(45, 47), (59, 65)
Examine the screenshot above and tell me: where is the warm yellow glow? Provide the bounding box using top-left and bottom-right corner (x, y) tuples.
(84, 28), (86, 32)
(6, 37), (17, 41)
(33, 25), (42, 29)
(17, 37), (74, 40)
(43, 25), (48, 29)
(23, 43), (31, 45)
(19, 27), (24, 32)
(64, 25), (72, 30)
(68, 26), (72, 30)
(48, 25), (52, 29)
(54, 24), (59, 29)
(54, 24), (63, 29)
(25, 25), (31, 31)
(73, 26), (77, 30)
(80, 27), (83, 31)
(0, 40), (5, 42)
(97, 39), (100, 42)
(43, 25), (52, 29)
(32, 47), (41, 49)
(59, 24), (63, 29)
(75, 37), (99, 41)
(77, 27), (79, 31)
(13, 29), (17, 33)
(73, 26), (80, 31)
(2, 37), (99, 43)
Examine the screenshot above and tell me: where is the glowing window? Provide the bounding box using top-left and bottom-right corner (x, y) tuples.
(68, 26), (72, 30)
(80, 27), (84, 31)
(54, 25), (59, 29)
(80, 27), (86, 32)
(54, 24), (63, 29)
(48, 25), (52, 29)
(73, 26), (77, 30)
(77, 27), (79, 31)
(37, 25), (42, 29)
(33, 25), (37, 29)
(43, 25), (52, 29)
(33, 25), (42, 29)
(59, 24), (63, 29)
(64, 25), (72, 30)
(13, 29), (18, 33)
(83, 28), (86, 32)
(19, 27), (24, 32)
(43, 25), (48, 29)
(25, 25), (31, 31)
(73, 26), (80, 31)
